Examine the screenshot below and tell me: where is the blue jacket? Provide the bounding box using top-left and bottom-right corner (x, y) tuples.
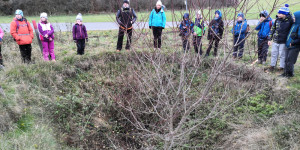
(149, 7), (166, 28)
(232, 13), (248, 39)
(286, 11), (300, 48)
(179, 13), (194, 37)
(255, 10), (273, 40)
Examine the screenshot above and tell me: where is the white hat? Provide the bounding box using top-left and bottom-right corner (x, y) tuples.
(76, 13), (83, 21)
(156, 0), (162, 6)
(196, 10), (202, 17)
(40, 12), (48, 19)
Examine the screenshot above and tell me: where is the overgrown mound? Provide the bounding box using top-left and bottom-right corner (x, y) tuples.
(0, 52), (299, 149)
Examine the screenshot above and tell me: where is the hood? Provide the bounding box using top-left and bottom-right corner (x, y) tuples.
(183, 13), (189, 19)
(237, 12), (245, 20)
(215, 10), (222, 19)
(260, 10), (272, 22)
(294, 11), (300, 24)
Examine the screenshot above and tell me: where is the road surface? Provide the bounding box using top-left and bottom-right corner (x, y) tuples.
(0, 20), (260, 32)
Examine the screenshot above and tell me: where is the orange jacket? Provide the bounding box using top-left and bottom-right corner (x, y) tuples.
(10, 18), (34, 45)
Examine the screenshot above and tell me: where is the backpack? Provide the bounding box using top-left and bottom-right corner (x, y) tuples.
(268, 20), (273, 29)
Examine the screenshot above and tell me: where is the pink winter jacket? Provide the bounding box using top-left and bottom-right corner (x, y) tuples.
(0, 27), (4, 39)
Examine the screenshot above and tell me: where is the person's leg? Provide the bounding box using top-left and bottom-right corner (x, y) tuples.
(152, 27), (158, 48)
(206, 39), (214, 56)
(285, 47), (300, 76)
(270, 42), (279, 67)
(76, 40), (82, 55)
(0, 45), (3, 65)
(48, 41), (56, 60)
(199, 36), (203, 55)
(20, 44), (32, 64)
(262, 39), (269, 62)
(117, 28), (125, 50)
(42, 41), (50, 61)
(19, 45), (26, 63)
(279, 44), (287, 69)
(157, 28), (162, 49)
(193, 36), (198, 53)
(213, 38), (220, 56)
(257, 39), (263, 63)
(125, 29), (133, 50)
(81, 39), (86, 55)
(233, 38), (238, 58)
(238, 39), (245, 58)
(182, 36), (188, 52)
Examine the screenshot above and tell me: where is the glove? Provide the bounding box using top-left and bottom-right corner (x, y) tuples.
(149, 26), (152, 29)
(86, 38), (88, 42)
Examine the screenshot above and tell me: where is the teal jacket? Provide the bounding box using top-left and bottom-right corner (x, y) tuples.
(286, 11), (300, 48)
(149, 8), (167, 28)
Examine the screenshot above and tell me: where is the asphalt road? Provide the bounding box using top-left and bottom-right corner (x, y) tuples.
(0, 20), (260, 32)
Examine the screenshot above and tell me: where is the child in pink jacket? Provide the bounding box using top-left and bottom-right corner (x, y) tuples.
(0, 27), (4, 66)
(38, 12), (56, 61)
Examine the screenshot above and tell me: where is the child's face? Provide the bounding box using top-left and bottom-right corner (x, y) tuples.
(237, 16), (243, 21)
(123, 3), (129, 8)
(15, 14), (22, 19)
(197, 14), (202, 19)
(76, 20), (82, 25)
(215, 13), (219, 18)
(156, 4), (161, 9)
(260, 16), (266, 20)
(41, 17), (47, 22)
(184, 18), (188, 21)
(278, 13), (286, 19)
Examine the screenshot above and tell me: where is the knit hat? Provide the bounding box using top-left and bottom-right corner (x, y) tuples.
(237, 13), (245, 19)
(278, 4), (290, 15)
(76, 13), (83, 21)
(40, 12), (48, 19)
(156, 0), (162, 6)
(196, 10), (202, 17)
(15, 9), (23, 17)
(123, 0), (130, 4)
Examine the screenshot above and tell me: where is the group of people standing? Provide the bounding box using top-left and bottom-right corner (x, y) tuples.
(0, 0), (299, 78)
(0, 9), (88, 66)
(119, 0), (299, 78)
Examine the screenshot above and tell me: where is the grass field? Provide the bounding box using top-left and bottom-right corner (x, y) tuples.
(0, 0), (299, 24)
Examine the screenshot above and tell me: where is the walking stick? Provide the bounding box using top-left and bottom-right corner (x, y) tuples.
(32, 20), (43, 54)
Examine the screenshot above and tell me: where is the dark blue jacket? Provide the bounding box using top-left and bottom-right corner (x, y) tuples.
(286, 11), (300, 48)
(255, 10), (273, 40)
(179, 13), (194, 37)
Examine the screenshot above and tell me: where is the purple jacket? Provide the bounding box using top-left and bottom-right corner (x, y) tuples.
(72, 24), (88, 40)
(38, 21), (54, 42)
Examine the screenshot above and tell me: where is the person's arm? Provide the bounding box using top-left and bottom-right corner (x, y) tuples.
(116, 10), (123, 26)
(48, 24), (54, 36)
(72, 25), (76, 40)
(240, 21), (248, 34)
(162, 12), (166, 29)
(38, 23), (46, 37)
(255, 21), (263, 31)
(132, 9), (137, 24)
(219, 20), (224, 37)
(0, 27), (4, 39)
(291, 28), (300, 46)
(149, 10), (153, 27)
(27, 21), (34, 39)
(10, 21), (19, 41)
(84, 25), (88, 39)
(269, 20), (276, 40)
